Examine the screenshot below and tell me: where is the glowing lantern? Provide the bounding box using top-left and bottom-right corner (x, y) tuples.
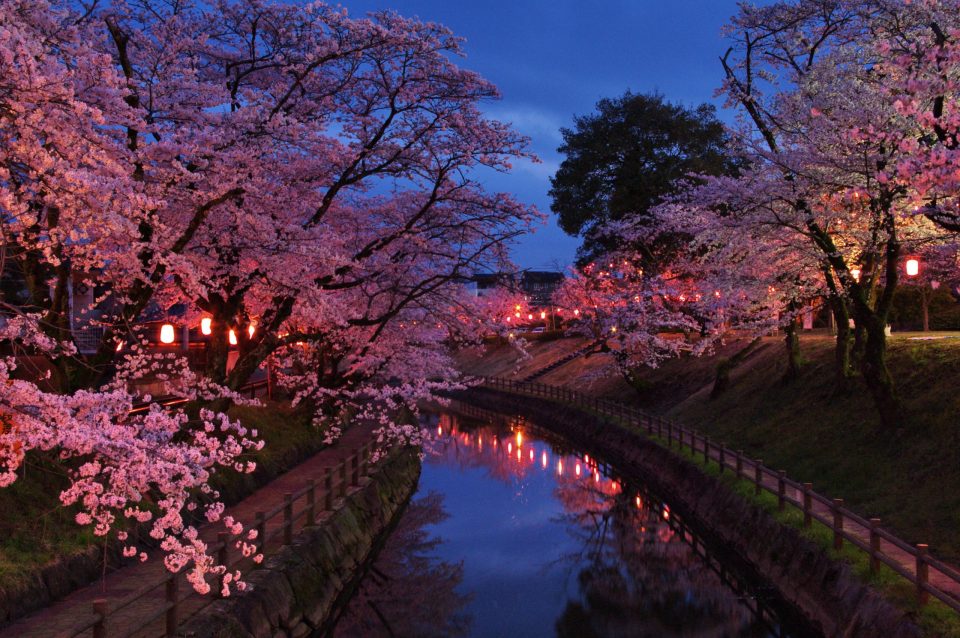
(159, 324), (175, 344)
(528, 313), (533, 320)
(516, 432), (523, 446)
(850, 268), (861, 283)
(248, 323), (256, 338)
(905, 257), (920, 277)
(200, 317), (212, 335)
(573, 309), (580, 316)
(540, 311), (546, 319)
(229, 329), (238, 345)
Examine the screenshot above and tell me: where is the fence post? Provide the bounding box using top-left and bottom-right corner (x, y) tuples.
(324, 468), (334, 511)
(165, 576), (178, 637)
(869, 518), (882, 574)
(283, 493), (294, 545)
(916, 544), (930, 606)
(256, 511), (267, 552)
(93, 599), (108, 638)
(754, 460), (763, 496)
(667, 421), (672, 446)
(777, 471), (786, 511)
(718, 444), (725, 474)
(703, 436), (710, 465)
(735, 450), (743, 479)
(803, 483), (813, 528)
(832, 498), (844, 551)
(339, 461), (348, 498)
(217, 532), (229, 596)
(306, 478), (317, 526)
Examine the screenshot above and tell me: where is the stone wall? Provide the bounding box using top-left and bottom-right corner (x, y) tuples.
(456, 389), (922, 638)
(180, 449), (421, 638)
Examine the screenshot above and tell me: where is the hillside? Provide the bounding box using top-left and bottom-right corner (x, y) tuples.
(456, 332), (960, 561)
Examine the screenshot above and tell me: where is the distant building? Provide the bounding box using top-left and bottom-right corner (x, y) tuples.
(465, 270), (564, 306)
(519, 271), (565, 306)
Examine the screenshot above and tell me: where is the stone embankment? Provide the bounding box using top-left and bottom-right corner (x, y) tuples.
(455, 388), (922, 638)
(180, 449), (421, 638)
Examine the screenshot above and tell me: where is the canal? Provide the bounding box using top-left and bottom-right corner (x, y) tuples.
(332, 406), (816, 637)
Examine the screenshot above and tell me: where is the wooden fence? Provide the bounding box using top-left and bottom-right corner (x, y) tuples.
(60, 427), (378, 637)
(478, 375), (960, 615)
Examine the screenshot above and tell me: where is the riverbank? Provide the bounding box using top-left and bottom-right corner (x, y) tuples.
(451, 387), (923, 638)
(456, 333), (960, 564)
(0, 401), (327, 627)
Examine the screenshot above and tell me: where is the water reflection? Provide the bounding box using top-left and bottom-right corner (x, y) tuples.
(336, 407), (806, 637)
(332, 492), (472, 637)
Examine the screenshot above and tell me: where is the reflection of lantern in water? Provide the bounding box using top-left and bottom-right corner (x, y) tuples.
(437, 425), (442, 436)
(575, 463), (581, 477)
(557, 460), (563, 476)
(529, 449), (534, 461)
(584, 454), (589, 464)
(516, 448), (521, 461)
(508, 442), (513, 454)
(541, 451), (548, 468)
(516, 432), (523, 446)
(594, 471), (600, 483)
(636, 495), (642, 509)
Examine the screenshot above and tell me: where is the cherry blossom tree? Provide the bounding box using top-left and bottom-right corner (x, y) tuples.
(0, 0), (537, 594)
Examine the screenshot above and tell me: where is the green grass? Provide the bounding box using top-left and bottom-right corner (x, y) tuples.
(662, 335), (960, 565)
(0, 401), (324, 592)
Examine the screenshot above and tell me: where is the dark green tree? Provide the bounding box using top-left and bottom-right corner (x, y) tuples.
(550, 92), (738, 265)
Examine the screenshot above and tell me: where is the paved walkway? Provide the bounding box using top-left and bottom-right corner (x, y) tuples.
(2, 422), (377, 638)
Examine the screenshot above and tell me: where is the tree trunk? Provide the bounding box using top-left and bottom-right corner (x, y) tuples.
(859, 315), (903, 429)
(782, 318), (801, 383)
(828, 296), (852, 392)
(921, 287), (931, 332)
(711, 337), (762, 398)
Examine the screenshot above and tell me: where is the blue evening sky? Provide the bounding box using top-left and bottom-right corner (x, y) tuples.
(341, 1), (752, 271)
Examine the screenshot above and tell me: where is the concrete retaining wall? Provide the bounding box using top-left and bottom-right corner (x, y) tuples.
(180, 449), (421, 638)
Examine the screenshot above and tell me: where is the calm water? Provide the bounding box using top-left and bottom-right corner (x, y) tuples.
(333, 408), (812, 638)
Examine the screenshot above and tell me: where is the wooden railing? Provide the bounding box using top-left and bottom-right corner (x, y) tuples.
(477, 375), (960, 615)
(64, 439), (381, 638)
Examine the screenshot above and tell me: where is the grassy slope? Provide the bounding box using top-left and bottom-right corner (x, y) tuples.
(668, 334), (960, 562)
(457, 332), (960, 562)
(0, 401), (323, 590)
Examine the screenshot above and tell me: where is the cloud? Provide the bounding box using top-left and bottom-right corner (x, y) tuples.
(484, 104), (566, 144)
